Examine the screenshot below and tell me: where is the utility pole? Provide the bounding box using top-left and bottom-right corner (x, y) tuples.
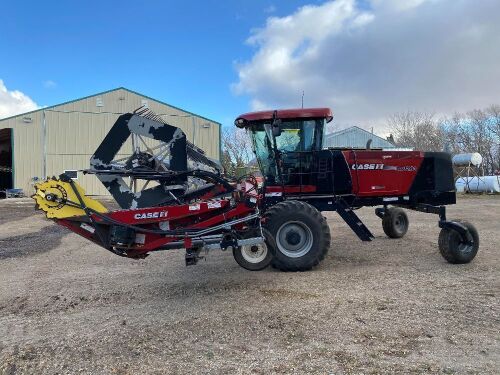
(301, 91), (304, 108)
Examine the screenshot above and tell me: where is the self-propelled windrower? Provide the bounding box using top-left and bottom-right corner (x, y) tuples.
(33, 107), (479, 270)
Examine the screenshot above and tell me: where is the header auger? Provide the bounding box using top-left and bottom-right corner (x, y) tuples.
(33, 107), (479, 271)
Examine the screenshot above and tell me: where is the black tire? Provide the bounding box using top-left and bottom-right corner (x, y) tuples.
(232, 229), (273, 271)
(382, 207), (409, 238)
(264, 200), (330, 272)
(438, 221), (479, 264)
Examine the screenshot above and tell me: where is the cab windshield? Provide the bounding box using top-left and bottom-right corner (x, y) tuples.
(249, 119), (323, 184)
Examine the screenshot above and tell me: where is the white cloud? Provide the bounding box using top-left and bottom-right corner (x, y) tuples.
(370, 0), (433, 12)
(233, 0), (500, 130)
(43, 80), (57, 88)
(0, 80), (39, 119)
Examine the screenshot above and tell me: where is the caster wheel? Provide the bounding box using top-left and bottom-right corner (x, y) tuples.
(382, 207), (409, 238)
(439, 221), (479, 264)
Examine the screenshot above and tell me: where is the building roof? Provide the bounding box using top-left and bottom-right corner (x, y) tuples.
(235, 107), (333, 127)
(324, 126), (396, 149)
(0, 87), (221, 125)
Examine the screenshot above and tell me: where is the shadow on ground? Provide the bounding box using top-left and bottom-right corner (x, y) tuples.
(0, 225), (68, 259)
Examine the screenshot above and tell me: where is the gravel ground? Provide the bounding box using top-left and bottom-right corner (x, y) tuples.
(0, 196), (498, 374)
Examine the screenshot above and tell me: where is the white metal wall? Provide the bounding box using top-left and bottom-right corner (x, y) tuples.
(0, 88), (221, 195)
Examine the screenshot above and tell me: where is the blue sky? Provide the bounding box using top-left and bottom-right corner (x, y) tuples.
(1, 0), (499, 130)
(0, 0), (319, 126)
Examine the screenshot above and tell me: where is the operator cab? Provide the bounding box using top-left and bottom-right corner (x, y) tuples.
(234, 108), (352, 196)
(235, 108), (332, 146)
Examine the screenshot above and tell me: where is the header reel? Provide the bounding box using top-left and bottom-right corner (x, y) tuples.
(86, 107), (222, 209)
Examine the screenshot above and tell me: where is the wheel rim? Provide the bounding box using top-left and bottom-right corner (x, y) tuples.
(394, 213), (407, 232)
(458, 242), (474, 254)
(276, 221), (313, 258)
(451, 232), (474, 254)
(240, 242), (268, 264)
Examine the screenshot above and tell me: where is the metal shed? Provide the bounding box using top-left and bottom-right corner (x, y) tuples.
(0, 87), (221, 196)
(324, 126), (397, 149)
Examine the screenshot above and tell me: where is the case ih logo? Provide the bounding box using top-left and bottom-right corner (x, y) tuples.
(134, 211), (168, 220)
(351, 164), (417, 171)
(351, 163), (384, 170)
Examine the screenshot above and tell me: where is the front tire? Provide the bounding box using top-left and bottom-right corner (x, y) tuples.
(233, 229), (273, 271)
(438, 221), (479, 264)
(264, 200), (330, 271)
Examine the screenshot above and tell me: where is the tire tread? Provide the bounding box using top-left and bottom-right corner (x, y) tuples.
(438, 220), (479, 264)
(264, 200), (330, 272)
(382, 207), (409, 238)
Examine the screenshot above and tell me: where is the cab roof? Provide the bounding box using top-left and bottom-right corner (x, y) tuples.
(235, 108), (333, 128)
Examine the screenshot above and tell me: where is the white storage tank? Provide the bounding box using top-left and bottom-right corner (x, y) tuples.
(455, 176), (500, 193)
(452, 153), (483, 167)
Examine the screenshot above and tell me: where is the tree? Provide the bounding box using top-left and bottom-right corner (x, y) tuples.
(387, 108), (500, 173)
(387, 111), (444, 151)
(441, 113), (465, 155)
(487, 104), (500, 139)
(486, 105), (500, 172)
(440, 108), (498, 174)
(464, 109), (497, 174)
(221, 128), (254, 176)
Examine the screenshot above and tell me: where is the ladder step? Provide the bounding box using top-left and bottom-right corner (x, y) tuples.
(335, 199), (374, 241)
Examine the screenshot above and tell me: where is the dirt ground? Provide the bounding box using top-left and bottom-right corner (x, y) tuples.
(0, 196), (498, 374)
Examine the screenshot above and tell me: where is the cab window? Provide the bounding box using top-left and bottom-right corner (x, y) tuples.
(275, 120), (317, 152)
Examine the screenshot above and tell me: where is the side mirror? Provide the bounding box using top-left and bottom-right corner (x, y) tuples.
(272, 119), (282, 137)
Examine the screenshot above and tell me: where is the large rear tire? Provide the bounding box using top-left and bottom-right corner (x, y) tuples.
(438, 221), (479, 264)
(264, 200), (330, 271)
